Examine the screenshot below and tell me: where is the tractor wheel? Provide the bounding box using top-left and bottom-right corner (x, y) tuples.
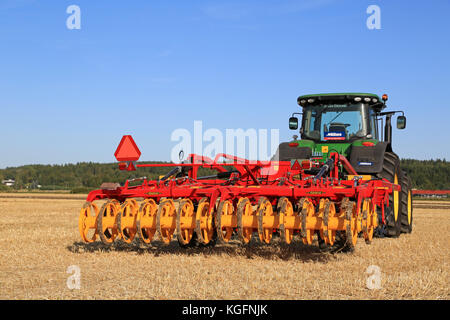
(399, 170), (413, 233)
(375, 152), (402, 237)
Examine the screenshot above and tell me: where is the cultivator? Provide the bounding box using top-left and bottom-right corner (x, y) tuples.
(78, 135), (399, 251)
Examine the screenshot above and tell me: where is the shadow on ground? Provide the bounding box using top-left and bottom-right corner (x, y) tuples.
(67, 237), (345, 263)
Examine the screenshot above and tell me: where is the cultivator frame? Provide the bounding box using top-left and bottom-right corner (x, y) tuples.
(78, 135), (400, 251)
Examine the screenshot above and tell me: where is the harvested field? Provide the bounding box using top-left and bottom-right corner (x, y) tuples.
(0, 195), (448, 300)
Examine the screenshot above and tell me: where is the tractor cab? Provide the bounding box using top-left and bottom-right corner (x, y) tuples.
(299, 102), (378, 142)
(289, 93), (406, 145)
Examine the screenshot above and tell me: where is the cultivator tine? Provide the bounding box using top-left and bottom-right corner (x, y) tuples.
(136, 199), (158, 244)
(79, 202), (100, 243)
(156, 199), (176, 244)
(176, 198), (196, 246)
(117, 199), (139, 244)
(98, 200), (121, 244)
(236, 197), (256, 244)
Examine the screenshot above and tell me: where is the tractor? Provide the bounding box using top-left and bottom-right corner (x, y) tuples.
(282, 93), (413, 238)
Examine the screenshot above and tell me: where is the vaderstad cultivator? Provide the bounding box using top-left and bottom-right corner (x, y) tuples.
(79, 135), (400, 251)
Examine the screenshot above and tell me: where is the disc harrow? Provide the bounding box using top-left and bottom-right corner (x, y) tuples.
(78, 136), (399, 252)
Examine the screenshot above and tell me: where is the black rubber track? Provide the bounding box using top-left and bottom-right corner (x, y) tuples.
(375, 152), (402, 237)
(399, 170), (413, 233)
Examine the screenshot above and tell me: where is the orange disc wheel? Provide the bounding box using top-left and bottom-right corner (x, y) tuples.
(361, 198), (375, 244)
(136, 199), (158, 244)
(117, 199), (139, 244)
(79, 201), (100, 243)
(237, 197), (256, 244)
(97, 199), (121, 244)
(344, 200), (358, 247)
(215, 200), (235, 244)
(298, 198), (315, 245)
(322, 199), (337, 245)
(176, 198), (196, 246)
(257, 197), (276, 244)
(156, 199), (176, 244)
(277, 197), (295, 244)
(195, 197), (216, 245)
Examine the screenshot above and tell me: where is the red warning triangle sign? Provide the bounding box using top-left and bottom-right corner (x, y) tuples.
(114, 135), (141, 161)
(291, 160), (301, 170)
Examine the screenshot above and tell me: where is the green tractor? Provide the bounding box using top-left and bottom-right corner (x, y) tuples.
(278, 93), (413, 238)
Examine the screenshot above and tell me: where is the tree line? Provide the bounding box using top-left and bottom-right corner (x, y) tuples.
(0, 159), (448, 192)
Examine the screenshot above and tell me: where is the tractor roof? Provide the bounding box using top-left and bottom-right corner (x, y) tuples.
(297, 93), (383, 108)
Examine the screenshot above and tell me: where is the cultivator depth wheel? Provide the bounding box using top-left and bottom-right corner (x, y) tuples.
(237, 197), (256, 244)
(98, 200), (121, 244)
(117, 199), (139, 243)
(136, 199), (158, 244)
(195, 198), (216, 245)
(278, 197), (295, 244)
(299, 198), (315, 245)
(344, 200), (358, 248)
(322, 199), (337, 245)
(79, 202), (100, 243)
(216, 200), (235, 244)
(156, 199), (176, 244)
(176, 198), (196, 246)
(257, 197), (277, 244)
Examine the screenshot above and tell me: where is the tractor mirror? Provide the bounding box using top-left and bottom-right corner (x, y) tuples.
(289, 117), (298, 130)
(397, 116), (406, 129)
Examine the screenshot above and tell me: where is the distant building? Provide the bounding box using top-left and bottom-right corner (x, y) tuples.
(1, 179), (15, 187)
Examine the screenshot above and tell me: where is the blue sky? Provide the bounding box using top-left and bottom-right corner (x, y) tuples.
(0, 0), (449, 168)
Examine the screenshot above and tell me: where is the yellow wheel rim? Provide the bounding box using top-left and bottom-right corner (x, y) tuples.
(237, 197), (255, 244)
(216, 200), (235, 243)
(79, 202), (99, 243)
(98, 200), (121, 244)
(278, 197), (294, 244)
(195, 198), (215, 244)
(394, 173), (399, 221)
(257, 197), (275, 244)
(407, 190), (412, 225)
(157, 199), (176, 244)
(176, 198), (195, 245)
(299, 198), (315, 245)
(117, 199), (139, 243)
(136, 199), (158, 244)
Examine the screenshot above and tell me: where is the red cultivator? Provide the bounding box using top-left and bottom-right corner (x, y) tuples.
(79, 135), (399, 251)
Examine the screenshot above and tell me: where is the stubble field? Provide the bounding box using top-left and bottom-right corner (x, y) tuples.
(0, 193), (448, 300)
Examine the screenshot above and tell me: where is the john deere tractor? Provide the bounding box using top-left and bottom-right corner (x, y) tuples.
(279, 93), (413, 238)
